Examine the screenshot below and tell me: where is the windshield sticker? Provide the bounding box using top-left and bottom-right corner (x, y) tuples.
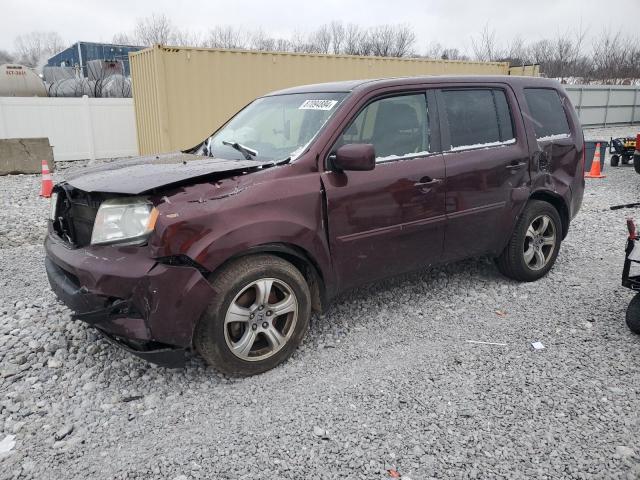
(299, 99), (338, 111)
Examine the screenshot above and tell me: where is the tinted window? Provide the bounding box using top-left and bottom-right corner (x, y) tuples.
(442, 89), (514, 150)
(337, 93), (429, 161)
(524, 88), (571, 139)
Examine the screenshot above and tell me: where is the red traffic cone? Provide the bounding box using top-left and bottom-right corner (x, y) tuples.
(585, 143), (605, 178)
(40, 160), (53, 198)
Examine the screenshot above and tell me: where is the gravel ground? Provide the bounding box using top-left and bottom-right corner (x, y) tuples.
(1, 127), (640, 480)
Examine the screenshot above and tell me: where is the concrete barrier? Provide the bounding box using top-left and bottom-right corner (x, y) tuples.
(0, 138), (54, 175)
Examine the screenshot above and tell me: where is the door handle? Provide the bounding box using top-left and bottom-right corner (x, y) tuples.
(505, 162), (527, 170)
(414, 178), (443, 187)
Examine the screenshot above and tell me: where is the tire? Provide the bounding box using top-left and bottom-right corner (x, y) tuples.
(622, 155), (630, 165)
(611, 154), (619, 167)
(194, 254), (311, 376)
(634, 154), (640, 174)
(626, 293), (640, 334)
(495, 200), (562, 282)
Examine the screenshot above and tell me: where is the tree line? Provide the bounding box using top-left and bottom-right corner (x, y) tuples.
(2, 15), (639, 84)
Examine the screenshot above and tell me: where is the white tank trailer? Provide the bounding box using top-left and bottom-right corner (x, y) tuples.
(0, 64), (47, 97)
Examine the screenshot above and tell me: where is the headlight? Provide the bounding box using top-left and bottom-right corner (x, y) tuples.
(91, 197), (158, 245)
(49, 192), (58, 221)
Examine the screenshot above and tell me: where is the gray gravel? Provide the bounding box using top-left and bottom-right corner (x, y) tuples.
(1, 127), (640, 479)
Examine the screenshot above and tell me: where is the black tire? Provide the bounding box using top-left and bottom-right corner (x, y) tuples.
(194, 254), (311, 376)
(495, 200), (562, 282)
(622, 155), (630, 165)
(611, 154), (619, 167)
(626, 293), (640, 334)
(634, 154), (640, 174)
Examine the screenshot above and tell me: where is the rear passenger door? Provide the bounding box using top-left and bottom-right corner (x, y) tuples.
(436, 86), (531, 260)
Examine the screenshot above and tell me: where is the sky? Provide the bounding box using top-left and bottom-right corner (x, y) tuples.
(1, 0), (638, 54)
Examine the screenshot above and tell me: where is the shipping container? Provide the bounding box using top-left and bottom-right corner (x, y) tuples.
(130, 45), (512, 154)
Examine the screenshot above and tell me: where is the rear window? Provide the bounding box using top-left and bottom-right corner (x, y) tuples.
(441, 89), (515, 150)
(523, 88), (571, 139)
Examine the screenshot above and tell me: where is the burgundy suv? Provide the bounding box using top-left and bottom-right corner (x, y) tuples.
(45, 76), (584, 375)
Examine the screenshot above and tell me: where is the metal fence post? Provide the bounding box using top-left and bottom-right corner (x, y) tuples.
(577, 87), (584, 123)
(603, 87), (611, 127)
(632, 88), (638, 125)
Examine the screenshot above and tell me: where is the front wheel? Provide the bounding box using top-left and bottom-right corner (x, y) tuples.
(634, 154), (640, 174)
(626, 293), (640, 334)
(194, 254), (311, 376)
(496, 200), (562, 282)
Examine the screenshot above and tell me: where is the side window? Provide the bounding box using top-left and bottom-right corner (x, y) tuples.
(441, 89), (515, 150)
(336, 93), (429, 161)
(523, 88), (571, 139)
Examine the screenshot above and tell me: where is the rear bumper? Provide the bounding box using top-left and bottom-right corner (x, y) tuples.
(44, 234), (215, 367)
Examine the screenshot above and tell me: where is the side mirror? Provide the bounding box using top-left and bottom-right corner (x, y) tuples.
(332, 144), (376, 172)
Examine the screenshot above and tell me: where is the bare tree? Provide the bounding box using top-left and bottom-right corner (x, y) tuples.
(308, 25), (332, 54)
(343, 24), (367, 55)
(133, 13), (175, 46)
(369, 25), (395, 57)
(329, 21), (345, 54)
(250, 30), (276, 51)
(0, 49), (14, 64)
(289, 31), (309, 53)
(391, 24), (416, 57)
(14, 31), (65, 68)
(471, 23), (502, 61)
(172, 30), (204, 48)
(112, 32), (135, 45)
(207, 26), (248, 49)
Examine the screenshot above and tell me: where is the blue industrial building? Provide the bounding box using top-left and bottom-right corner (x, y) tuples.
(47, 41), (145, 77)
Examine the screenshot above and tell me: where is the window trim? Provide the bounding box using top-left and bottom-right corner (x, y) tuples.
(325, 89), (441, 169)
(523, 87), (573, 141)
(436, 87), (519, 153)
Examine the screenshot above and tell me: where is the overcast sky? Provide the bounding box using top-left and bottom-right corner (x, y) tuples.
(2, 0), (638, 54)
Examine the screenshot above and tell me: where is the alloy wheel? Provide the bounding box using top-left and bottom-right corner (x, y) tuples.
(523, 214), (556, 271)
(224, 278), (298, 361)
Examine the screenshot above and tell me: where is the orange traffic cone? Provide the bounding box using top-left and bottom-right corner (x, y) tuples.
(585, 143), (605, 178)
(40, 160), (53, 198)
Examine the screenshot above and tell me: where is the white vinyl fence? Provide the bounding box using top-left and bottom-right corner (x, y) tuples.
(565, 85), (640, 128)
(0, 96), (138, 161)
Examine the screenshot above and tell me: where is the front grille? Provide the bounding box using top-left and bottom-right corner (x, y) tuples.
(53, 185), (103, 247)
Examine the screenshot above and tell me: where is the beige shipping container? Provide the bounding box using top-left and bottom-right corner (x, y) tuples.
(130, 45), (511, 155)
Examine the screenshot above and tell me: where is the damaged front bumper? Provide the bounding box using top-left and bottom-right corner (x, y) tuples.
(44, 234), (215, 368)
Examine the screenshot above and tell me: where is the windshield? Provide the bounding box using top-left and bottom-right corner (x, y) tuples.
(200, 92), (348, 162)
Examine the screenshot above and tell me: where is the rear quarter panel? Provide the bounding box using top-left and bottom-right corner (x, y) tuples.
(515, 82), (585, 223)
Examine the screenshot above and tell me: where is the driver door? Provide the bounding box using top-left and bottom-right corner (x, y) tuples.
(321, 91), (446, 290)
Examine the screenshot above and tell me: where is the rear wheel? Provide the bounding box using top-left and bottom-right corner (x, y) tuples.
(634, 154), (640, 174)
(622, 154), (630, 165)
(194, 254), (311, 376)
(626, 293), (640, 334)
(496, 200), (562, 282)
(611, 154), (619, 167)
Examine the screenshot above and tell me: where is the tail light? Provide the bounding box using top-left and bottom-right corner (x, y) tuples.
(627, 218), (637, 239)
(636, 133), (640, 150)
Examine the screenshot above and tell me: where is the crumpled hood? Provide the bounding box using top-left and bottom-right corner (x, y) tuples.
(64, 152), (273, 194)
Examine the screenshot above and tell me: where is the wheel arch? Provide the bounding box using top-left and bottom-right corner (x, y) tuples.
(528, 190), (570, 239)
(217, 242), (328, 314)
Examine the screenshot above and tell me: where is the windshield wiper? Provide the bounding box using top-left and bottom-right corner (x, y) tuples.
(222, 140), (258, 160)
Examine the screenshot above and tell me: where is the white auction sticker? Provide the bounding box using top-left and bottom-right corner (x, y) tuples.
(299, 99), (338, 110)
